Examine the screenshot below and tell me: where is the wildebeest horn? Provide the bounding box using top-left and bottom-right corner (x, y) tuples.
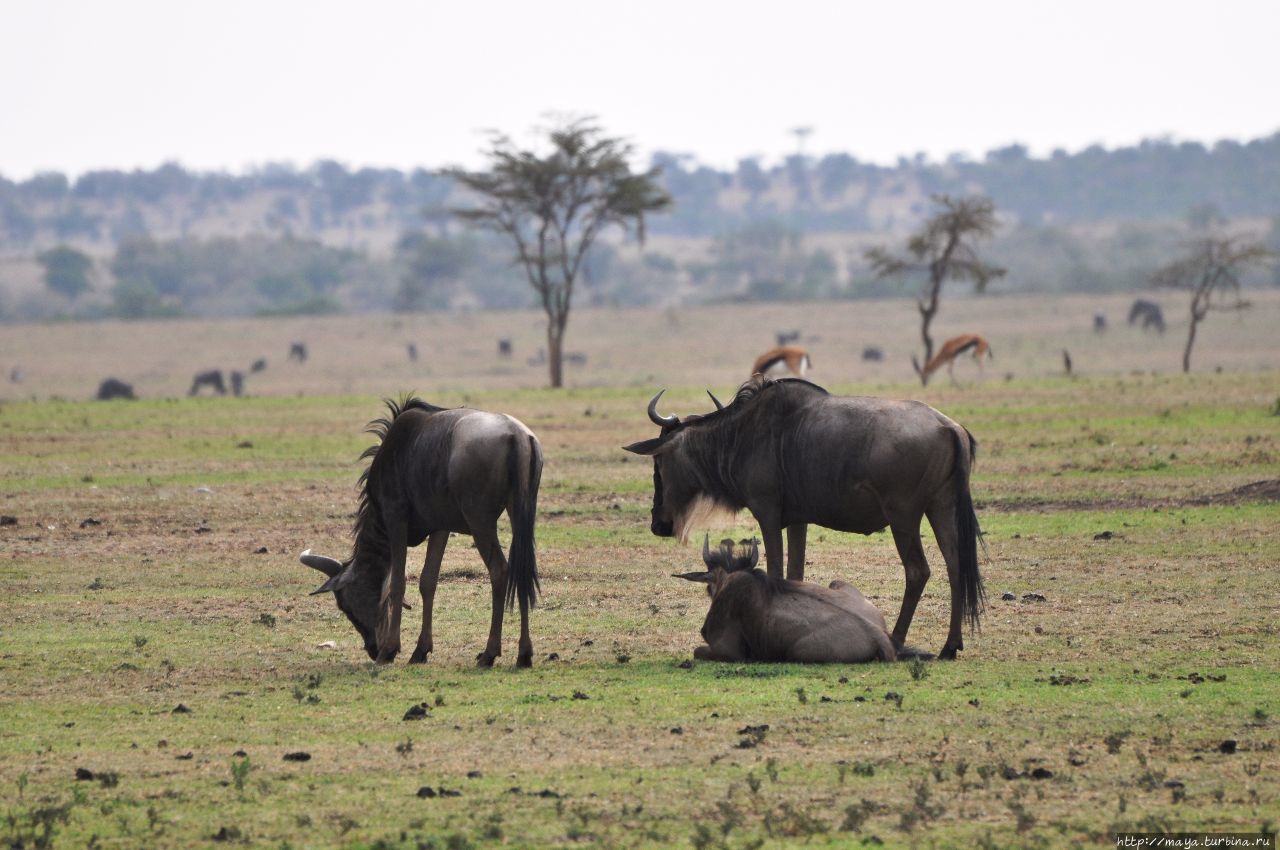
(706, 390), (724, 411)
(702, 533), (714, 568)
(300, 549), (342, 577)
(672, 571), (713, 583)
(647, 389), (679, 428)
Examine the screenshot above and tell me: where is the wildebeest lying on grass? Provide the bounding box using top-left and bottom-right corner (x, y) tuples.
(301, 396), (543, 666)
(625, 376), (983, 659)
(676, 537), (901, 663)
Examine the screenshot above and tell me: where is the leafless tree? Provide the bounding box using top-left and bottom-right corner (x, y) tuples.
(1151, 237), (1274, 373)
(865, 195), (1004, 369)
(447, 119), (671, 388)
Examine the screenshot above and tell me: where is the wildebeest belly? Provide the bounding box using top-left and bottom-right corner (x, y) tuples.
(785, 485), (887, 534)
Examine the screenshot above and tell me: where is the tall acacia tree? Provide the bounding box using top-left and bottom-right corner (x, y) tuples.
(447, 120), (671, 388)
(865, 195), (1004, 380)
(1151, 237), (1273, 373)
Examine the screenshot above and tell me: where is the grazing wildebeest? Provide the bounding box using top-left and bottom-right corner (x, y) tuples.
(250, 358), (267, 373)
(289, 341), (308, 362)
(1093, 312), (1107, 333)
(1128, 299), (1166, 333)
(861, 346), (884, 362)
(188, 369), (226, 396)
(675, 537), (898, 663)
(623, 377), (983, 659)
(498, 338), (513, 358)
(752, 345), (810, 379)
(913, 334), (992, 386)
(775, 329), (801, 346)
(96, 378), (136, 400)
(229, 370), (245, 397)
(300, 397), (543, 666)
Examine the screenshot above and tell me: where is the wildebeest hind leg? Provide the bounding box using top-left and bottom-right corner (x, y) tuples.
(927, 505), (966, 660)
(889, 521), (931, 650)
(515, 593), (533, 668)
(409, 531), (449, 664)
(473, 530), (508, 668)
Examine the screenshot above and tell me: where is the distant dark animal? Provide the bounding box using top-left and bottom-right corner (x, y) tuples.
(775, 330), (801, 346)
(96, 378), (136, 401)
(913, 334), (992, 386)
(250, 358), (267, 373)
(861, 346), (884, 362)
(1062, 349), (1073, 376)
(498, 338), (513, 358)
(752, 346), (810, 379)
(624, 376), (982, 659)
(406, 343), (418, 362)
(1128, 299), (1165, 333)
(230, 370), (245, 397)
(1093, 313), (1107, 333)
(289, 341), (308, 362)
(301, 397), (543, 666)
(675, 537), (897, 663)
(10, 367), (23, 384)
(188, 370), (226, 396)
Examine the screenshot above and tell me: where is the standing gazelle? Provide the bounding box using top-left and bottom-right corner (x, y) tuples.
(913, 334), (992, 386)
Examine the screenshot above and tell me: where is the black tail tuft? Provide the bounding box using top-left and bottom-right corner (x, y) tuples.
(505, 433), (542, 611)
(952, 429), (985, 632)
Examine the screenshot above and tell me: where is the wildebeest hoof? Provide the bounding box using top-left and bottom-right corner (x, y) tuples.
(516, 653), (533, 668)
(408, 648), (431, 664)
(475, 652), (496, 668)
(938, 645), (959, 660)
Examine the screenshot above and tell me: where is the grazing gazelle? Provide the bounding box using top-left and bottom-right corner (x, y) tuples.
(675, 537), (901, 663)
(751, 345), (810, 379)
(913, 334), (992, 386)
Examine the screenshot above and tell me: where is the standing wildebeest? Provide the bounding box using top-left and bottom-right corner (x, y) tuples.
(250, 358), (268, 373)
(188, 370), (226, 396)
(300, 397), (543, 666)
(498, 338), (513, 358)
(289, 341), (308, 362)
(1128, 299), (1166, 333)
(1093, 312), (1107, 333)
(775, 329), (801, 346)
(752, 346), (810, 379)
(229, 370), (245, 397)
(624, 377), (983, 659)
(96, 378), (136, 400)
(675, 537), (898, 663)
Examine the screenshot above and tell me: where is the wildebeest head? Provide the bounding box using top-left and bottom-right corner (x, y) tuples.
(299, 549), (386, 661)
(673, 536), (760, 595)
(622, 389), (727, 540)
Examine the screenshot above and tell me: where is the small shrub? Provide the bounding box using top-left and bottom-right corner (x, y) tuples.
(230, 757), (252, 795)
(909, 657), (929, 681)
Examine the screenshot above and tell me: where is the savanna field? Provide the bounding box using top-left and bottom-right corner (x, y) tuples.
(1, 293), (1277, 849)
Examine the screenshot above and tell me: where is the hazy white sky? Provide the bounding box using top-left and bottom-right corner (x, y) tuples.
(3, 0), (1278, 179)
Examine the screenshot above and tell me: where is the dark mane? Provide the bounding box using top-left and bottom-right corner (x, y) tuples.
(351, 395), (448, 565)
(674, 376), (829, 433)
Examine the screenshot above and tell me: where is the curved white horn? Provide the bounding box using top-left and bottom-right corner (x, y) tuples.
(300, 548), (343, 578)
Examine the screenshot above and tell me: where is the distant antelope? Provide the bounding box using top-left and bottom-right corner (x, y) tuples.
(751, 346), (810, 380)
(913, 334), (992, 386)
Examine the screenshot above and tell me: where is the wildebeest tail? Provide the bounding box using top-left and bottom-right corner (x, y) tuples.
(951, 428), (985, 631)
(505, 433), (542, 611)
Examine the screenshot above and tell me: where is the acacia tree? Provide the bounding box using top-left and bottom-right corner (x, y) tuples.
(447, 120), (671, 387)
(1151, 237), (1274, 373)
(865, 195), (1004, 379)
(38, 245), (93, 301)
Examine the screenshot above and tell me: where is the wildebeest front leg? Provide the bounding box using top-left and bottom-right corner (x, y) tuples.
(752, 509), (786, 579)
(693, 628), (747, 662)
(889, 520), (931, 651)
(375, 520), (409, 663)
(786, 523), (807, 581)
(408, 531), (449, 664)
(473, 531), (508, 668)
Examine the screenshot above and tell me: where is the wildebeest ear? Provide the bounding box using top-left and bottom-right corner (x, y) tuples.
(300, 549), (343, 577)
(672, 571), (712, 583)
(309, 566), (355, 596)
(622, 437), (664, 456)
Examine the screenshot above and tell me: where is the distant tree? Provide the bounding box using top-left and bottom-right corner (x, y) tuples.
(37, 245), (93, 300)
(736, 157), (770, 208)
(866, 195), (1004, 378)
(394, 233), (471, 311)
(1151, 237), (1274, 372)
(447, 119), (671, 387)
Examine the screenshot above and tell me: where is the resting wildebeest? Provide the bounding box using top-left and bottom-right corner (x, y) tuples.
(300, 397), (543, 666)
(624, 376), (983, 659)
(188, 369), (226, 396)
(676, 537), (897, 663)
(1128, 299), (1166, 333)
(96, 378), (136, 400)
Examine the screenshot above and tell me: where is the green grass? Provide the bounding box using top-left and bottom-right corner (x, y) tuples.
(1, 372), (1278, 848)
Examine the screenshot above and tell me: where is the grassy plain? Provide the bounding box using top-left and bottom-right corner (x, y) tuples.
(1, 295), (1278, 849)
